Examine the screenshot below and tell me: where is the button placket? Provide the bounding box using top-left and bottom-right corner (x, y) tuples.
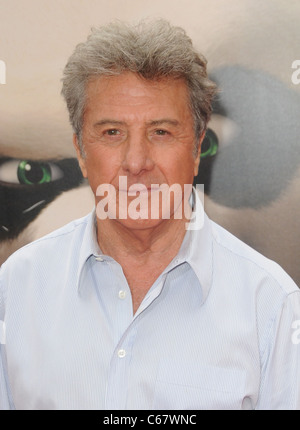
(118, 290), (127, 300)
(117, 348), (126, 358)
(105, 326), (137, 409)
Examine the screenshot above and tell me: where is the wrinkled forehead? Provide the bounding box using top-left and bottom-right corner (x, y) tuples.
(84, 73), (191, 110)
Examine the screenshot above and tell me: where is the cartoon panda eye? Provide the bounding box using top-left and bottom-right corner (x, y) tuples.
(201, 128), (218, 158)
(0, 160), (63, 185)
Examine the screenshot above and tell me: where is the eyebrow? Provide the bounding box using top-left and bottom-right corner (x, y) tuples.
(93, 119), (180, 128)
(93, 119), (126, 127)
(146, 119), (180, 127)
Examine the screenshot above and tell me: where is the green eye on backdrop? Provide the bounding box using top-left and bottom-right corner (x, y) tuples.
(0, 156), (84, 241)
(17, 161), (52, 185)
(201, 129), (218, 158)
(0, 159), (64, 185)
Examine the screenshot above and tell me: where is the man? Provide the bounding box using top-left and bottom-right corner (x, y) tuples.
(0, 19), (299, 410)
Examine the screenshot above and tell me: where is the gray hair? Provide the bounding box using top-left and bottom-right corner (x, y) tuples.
(61, 19), (217, 153)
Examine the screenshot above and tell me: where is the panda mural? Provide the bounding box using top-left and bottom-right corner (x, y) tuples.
(195, 65), (300, 284)
(193, 2), (300, 285)
(0, 0), (299, 285)
(0, 158), (83, 240)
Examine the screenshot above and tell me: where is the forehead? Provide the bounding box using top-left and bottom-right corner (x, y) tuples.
(84, 72), (191, 117)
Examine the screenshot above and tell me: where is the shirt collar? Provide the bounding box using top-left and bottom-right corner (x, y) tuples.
(159, 188), (213, 304)
(76, 188), (213, 302)
(76, 208), (102, 291)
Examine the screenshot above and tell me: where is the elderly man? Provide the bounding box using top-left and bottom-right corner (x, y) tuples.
(0, 19), (299, 410)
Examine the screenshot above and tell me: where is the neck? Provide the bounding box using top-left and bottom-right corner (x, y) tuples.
(97, 216), (188, 264)
(95, 206), (192, 315)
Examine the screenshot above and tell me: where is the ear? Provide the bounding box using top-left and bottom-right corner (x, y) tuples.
(193, 131), (205, 176)
(73, 134), (88, 178)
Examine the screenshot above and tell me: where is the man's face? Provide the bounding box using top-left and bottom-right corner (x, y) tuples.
(74, 72), (202, 230)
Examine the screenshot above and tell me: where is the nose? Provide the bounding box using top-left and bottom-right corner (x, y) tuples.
(121, 133), (154, 175)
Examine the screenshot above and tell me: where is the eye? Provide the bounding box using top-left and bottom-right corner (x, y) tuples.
(0, 157), (84, 241)
(101, 128), (125, 144)
(0, 160), (64, 185)
(201, 128), (218, 158)
(105, 129), (120, 136)
(155, 129), (169, 136)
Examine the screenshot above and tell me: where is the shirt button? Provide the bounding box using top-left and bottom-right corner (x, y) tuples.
(95, 256), (104, 262)
(118, 290), (126, 299)
(117, 349), (126, 358)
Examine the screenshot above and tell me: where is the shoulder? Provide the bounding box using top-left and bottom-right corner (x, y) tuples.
(0, 212), (94, 316)
(0, 212), (91, 271)
(209, 219), (299, 296)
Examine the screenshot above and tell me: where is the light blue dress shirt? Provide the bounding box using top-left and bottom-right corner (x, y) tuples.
(0, 192), (300, 410)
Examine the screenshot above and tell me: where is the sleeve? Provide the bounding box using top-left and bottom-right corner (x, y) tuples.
(0, 270), (13, 410)
(256, 290), (300, 410)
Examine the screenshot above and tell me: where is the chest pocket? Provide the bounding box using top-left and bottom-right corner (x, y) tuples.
(153, 360), (249, 410)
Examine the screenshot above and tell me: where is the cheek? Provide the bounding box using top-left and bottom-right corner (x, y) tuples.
(193, 155), (201, 176)
(85, 150), (121, 186)
(78, 158), (88, 178)
(159, 154), (196, 185)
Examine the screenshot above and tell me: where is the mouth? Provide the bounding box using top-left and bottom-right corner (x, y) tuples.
(118, 184), (161, 195)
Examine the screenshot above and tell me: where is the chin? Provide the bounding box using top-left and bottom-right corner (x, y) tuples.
(107, 215), (176, 232)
